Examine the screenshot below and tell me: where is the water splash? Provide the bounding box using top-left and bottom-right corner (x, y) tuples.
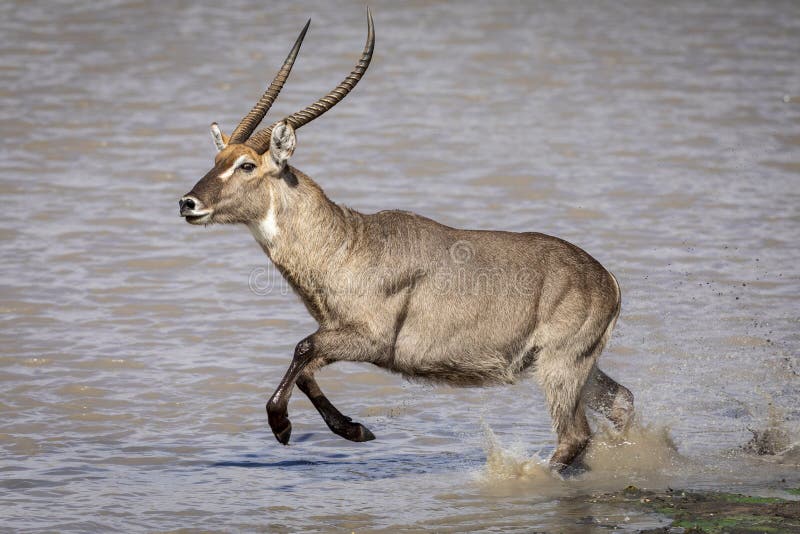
(479, 421), (552, 482)
(475, 418), (683, 492)
(742, 402), (800, 465)
(583, 419), (681, 476)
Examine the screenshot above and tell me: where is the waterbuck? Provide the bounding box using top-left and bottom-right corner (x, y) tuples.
(179, 10), (634, 471)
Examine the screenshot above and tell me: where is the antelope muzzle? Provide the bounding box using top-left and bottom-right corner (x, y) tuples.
(179, 195), (212, 225)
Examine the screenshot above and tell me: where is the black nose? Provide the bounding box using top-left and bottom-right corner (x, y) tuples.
(179, 197), (195, 211)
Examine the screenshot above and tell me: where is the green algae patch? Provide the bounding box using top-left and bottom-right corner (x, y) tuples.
(672, 514), (790, 533)
(589, 487), (800, 533)
(716, 493), (786, 505)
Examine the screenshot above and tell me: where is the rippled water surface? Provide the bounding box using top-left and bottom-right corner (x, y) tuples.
(2, 1), (799, 532)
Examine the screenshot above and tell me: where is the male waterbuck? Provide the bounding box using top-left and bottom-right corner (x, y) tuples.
(179, 10), (634, 471)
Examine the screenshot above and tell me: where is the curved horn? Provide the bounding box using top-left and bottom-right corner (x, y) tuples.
(247, 7), (375, 153)
(228, 19), (311, 144)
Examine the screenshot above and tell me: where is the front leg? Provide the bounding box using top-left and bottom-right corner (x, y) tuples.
(266, 328), (384, 445)
(297, 373), (375, 442)
(266, 335), (316, 445)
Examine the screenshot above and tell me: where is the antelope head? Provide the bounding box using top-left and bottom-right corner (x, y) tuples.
(179, 10), (375, 226)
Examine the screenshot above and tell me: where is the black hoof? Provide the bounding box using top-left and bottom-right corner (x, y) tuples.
(271, 418), (292, 445)
(338, 422), (376, 442)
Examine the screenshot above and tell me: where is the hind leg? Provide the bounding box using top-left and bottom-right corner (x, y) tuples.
(583, 366), (634, 431)
(536, 350), (596, 471)
(549, 402), (592, 470)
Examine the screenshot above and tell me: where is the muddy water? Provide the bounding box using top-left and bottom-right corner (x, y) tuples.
(2, 1), (799, 532)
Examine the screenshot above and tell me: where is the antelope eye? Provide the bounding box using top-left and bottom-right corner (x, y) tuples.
(239, 162), (256, 172)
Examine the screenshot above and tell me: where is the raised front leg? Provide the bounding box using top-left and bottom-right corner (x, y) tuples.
(266, 328), (384, 445)
(266, 336), (316, 445)
(297, 373), (375, 442)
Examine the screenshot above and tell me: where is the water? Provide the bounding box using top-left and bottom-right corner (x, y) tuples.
(2, 1), (799, 531)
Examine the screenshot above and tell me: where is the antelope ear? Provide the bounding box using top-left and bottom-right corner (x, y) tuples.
(210, 122), (228, 151)
(267, 122), (296, 172)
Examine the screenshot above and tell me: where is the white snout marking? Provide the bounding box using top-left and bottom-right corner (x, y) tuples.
(218, 155), (249, 181)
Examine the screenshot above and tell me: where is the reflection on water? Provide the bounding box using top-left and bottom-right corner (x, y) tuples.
(1, 0), (799, 531)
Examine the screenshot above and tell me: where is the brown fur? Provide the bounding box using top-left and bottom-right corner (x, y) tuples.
(179, 14), (632, 469)
(181, 128), (635, 470)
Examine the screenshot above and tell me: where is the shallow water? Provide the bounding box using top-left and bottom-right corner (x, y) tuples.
(1, 1), (799, 532)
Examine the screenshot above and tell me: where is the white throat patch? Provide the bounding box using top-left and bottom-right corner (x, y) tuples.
(249, 204), (280, 248)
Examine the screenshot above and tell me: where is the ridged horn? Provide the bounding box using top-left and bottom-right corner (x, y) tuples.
(228, 19), (311, 144)
(246, 7), (375, 154)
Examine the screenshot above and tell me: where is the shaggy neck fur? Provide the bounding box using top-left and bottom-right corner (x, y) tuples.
(247, 167), (362, 315)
